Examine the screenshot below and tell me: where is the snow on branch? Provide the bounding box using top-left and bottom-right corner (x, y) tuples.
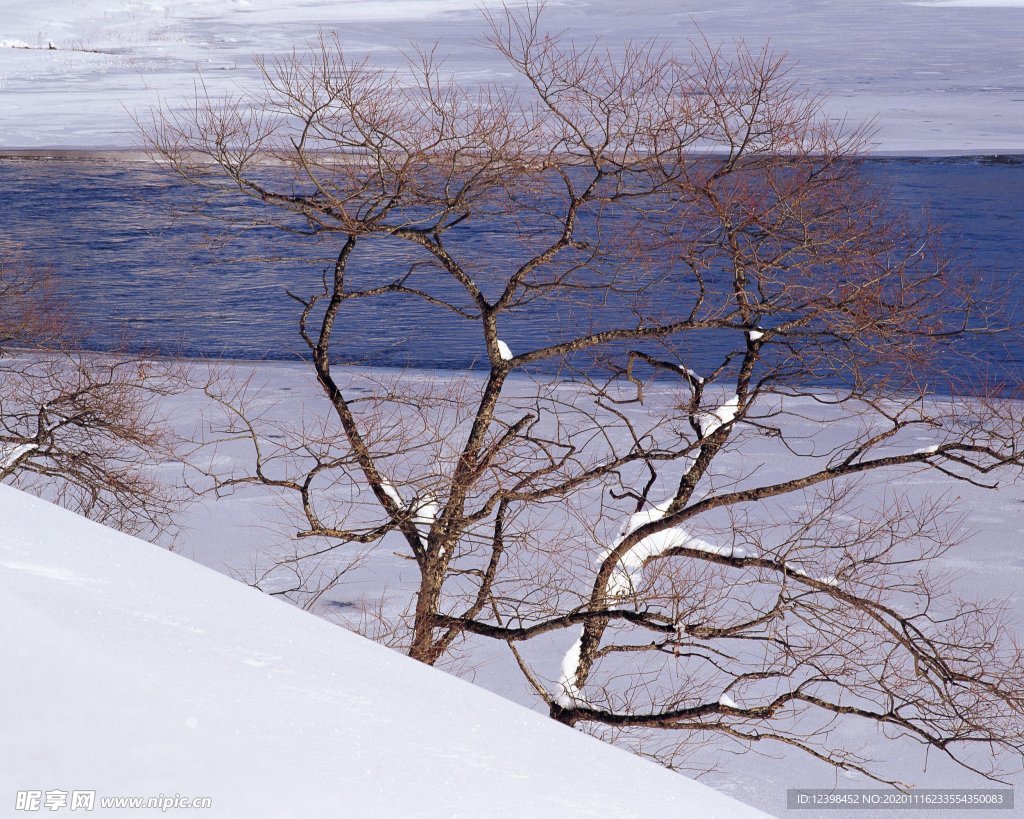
(0, 442), (38, 473)
(378, 478), (440, 551)
(555, 631), (585, 707)
(413, 495), (440, 550)
(677, 364), (704, 385)
(604, 497), (748, 597)
(694, 395), (740, 438)
(379, 478), (404, 509)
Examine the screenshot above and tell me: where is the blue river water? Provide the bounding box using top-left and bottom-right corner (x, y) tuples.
(1, 157), (1022, 382)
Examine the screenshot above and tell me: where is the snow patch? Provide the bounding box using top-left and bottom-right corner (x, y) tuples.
(785, 561), (838, 586)
(496, 339), (514, 361)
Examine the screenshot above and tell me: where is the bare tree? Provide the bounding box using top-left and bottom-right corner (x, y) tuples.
(0, 242), (187, 538)
(146, 5), (1024, 785)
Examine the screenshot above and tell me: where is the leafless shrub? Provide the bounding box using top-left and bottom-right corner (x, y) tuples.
(0, 242), (188, 539)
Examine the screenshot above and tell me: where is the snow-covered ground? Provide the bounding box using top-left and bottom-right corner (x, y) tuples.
(1, 0), (1023, 153)
(0, 482), (768, 818)
(4, 354), (1024, 815)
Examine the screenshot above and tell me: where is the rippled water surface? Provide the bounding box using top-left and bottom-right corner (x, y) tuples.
(1, 157), (1022, 381)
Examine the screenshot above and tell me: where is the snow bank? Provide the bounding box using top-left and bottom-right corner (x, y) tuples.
(0, 484), (767, 818)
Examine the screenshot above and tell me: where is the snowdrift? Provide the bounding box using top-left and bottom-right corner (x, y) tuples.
(0, 484), (766, 818)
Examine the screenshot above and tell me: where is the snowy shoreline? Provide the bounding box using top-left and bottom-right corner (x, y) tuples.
(4, 148), (1024, 162)
(3, 1), (1024, 153)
